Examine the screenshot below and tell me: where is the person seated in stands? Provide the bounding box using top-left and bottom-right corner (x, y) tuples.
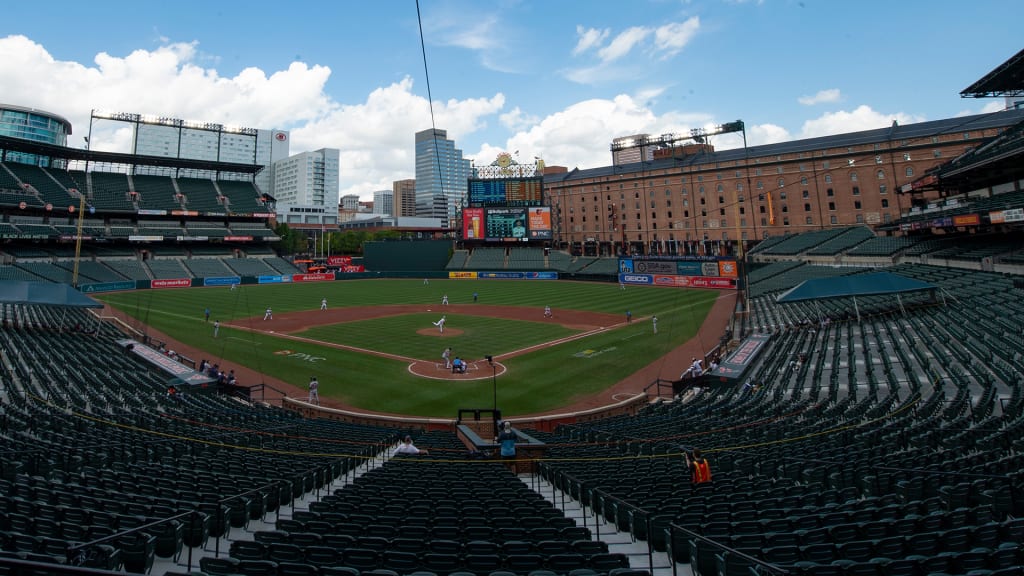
(393, 435), (428, 456)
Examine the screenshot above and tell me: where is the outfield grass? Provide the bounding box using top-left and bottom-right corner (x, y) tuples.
(99, 279), (719, 417)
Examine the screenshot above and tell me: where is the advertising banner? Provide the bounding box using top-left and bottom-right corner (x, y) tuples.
(993, 208), (1024, 223)
(676, 261), (704, 276)
(136, 209), (167, 216)
(129, 235), (164, 242)
(634, 260), (677, 274)
(527, 207), (552, 240)
(618, 259), (635, 273)
(619, 273), (654, 285)
(79, 281), (135, 293)
(448, 271), (479, 279)
(952, 214), (980, 227)
(652, 275), (737, 289)
(478, 271), (558, 280)
(341, 265), (365, 273)
(258, 275), (286, 284)
(292, 273), (335, 282)
(701, 262), (721, 277)
(463, 207), (485, 240)
(224, 235), (253, 242)
(718, 260), (739, 278)
(151, 278), (192, 289)
(176, 236), (209, 242)
(709, 333), (772, 381)
(327, 255), (352, 267)
(203, 276), (241, 287)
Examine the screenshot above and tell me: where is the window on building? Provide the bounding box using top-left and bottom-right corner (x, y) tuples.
(824, 174), (832, 183)
(877, 169), (885, 179)
(852, 186), (860, 196)
(906, 166), (914, 177)
(756, 180), (764, 189)
(806, 216), (813, 225)
(800, 176), (808, 185)
(804, 203), (811, 212)
(828, 202), (836, 211)
(823, 160), (830, 169)
(760, 206), (766, 214)
(854, 201), (862, 210)
(903, 153), (911, 161)
(850, 172), (858, 182)
(855, 214), (864, 223)
(780, 191), (787, 200)
(875, 155), (883, 164)
(783, 217), (790, 226)
(761, 217), (768, 227)
(883, 213), (891, 223)
(719, 208), (726, 216)
(879, 184), (887, 194)
(781, 204), (788, 213)
(881, 199), (889, 208)
(777, 178), (785, 188)
(718, 196), (725, 204)
(802, 190), (809, 198)
(830, 215), (838, 224)
(933, 149), (942, 158)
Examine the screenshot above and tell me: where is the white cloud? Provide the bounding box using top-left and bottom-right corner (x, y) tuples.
(471, 94), (714, 172)
(798, 88), (841, 106)
(573, 25), (610, 56)
(799, 105), (925, 139)
(598, 27), (651, 63)
(500, 107), (540, 131)
(0, 35), (507, 201)
(652, 17), (700, 59)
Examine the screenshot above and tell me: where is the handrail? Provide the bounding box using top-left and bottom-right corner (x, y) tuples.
(667, 521), (790, 576)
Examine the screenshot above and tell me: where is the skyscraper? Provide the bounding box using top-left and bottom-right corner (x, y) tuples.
(414, 128), (472, 221)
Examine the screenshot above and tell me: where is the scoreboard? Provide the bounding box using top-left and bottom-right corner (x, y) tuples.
(468, 178), (543, 207)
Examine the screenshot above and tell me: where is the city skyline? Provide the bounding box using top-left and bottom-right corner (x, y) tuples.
(0, 0), (1019, 203)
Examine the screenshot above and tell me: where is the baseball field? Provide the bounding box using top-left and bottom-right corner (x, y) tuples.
(98, 278), (719, 417)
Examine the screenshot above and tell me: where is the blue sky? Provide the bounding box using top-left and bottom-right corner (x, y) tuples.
(0, 0), (1019, 200)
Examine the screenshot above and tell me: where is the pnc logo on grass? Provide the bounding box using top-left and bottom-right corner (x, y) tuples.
(274, 350), (326, 363)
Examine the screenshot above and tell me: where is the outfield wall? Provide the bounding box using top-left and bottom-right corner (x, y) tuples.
(363, 239), (452, 271)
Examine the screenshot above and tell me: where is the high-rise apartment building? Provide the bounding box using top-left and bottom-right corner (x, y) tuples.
(271, 148), (339, 207)
(414, 128), (472, 221)
(392, 178), (416, 217)
(372, 190), (393, 216)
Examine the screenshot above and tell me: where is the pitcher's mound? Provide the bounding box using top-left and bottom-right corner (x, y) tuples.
(416, 328), (464, 337)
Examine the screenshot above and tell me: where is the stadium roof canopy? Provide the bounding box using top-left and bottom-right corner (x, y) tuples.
(961, 48), (1024, 98)
(0, 135), (263, 174)
(776, 272), (935, 303)
(0, 281), (103, 308)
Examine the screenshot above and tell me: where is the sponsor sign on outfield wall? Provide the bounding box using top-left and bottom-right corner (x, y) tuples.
(258, 275), (287, 284)
(619, 273), (654, 285)
(203, 277), (241, 287)
(151, 278), (192, 288)
(647, 274), (737, 289)
(79, 281), (135, 293)
(291, 273), (335, 282)
(477, 271), (558, 280)
(449, 271), (479, 279)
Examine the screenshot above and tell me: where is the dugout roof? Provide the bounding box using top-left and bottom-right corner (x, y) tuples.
(0, 281), (103, 308)
(776, 272), (935, 303)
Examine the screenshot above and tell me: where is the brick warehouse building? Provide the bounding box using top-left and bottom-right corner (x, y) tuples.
(543, 109), (1024, 257)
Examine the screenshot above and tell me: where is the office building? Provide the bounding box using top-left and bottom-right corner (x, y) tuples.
(392, 178), (416, 217)
(373, 190), (393, 216)
(414, 128), (472, 221)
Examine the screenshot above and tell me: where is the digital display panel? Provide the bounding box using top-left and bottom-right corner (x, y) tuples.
(485, 208), (528, 241)
(468, 178), (543, 207)
(527, 207), (552, 240)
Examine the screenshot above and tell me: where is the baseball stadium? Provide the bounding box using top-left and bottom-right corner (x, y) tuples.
(1, 47), (1024, 576)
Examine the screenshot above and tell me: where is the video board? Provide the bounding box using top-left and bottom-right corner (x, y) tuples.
(468, 178), (543, 207)
(462, 206), (552, 242)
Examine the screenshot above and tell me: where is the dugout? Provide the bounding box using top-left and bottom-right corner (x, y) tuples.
(362, 239), (452, 272)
